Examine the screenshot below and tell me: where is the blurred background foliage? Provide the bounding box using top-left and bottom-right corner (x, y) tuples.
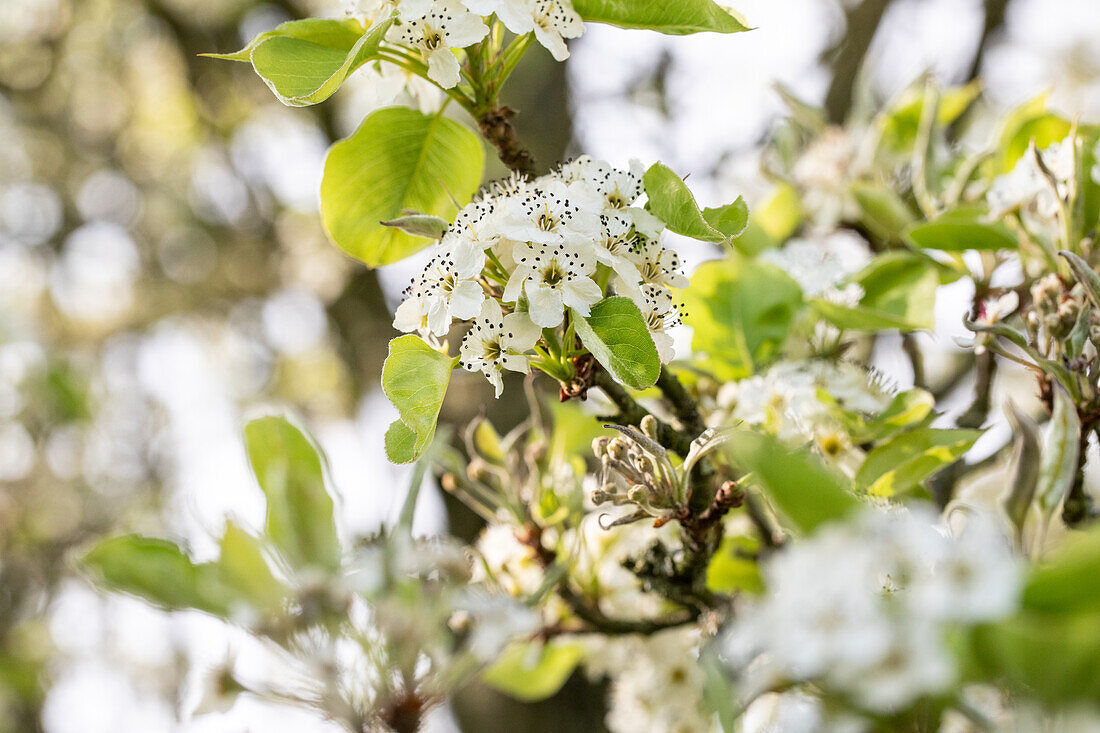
(2, 0), (1100, 730)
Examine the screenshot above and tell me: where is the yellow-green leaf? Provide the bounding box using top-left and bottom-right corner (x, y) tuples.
(321, 107), (484, 266)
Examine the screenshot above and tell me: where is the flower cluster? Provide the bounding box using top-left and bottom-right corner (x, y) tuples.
(347, 0), (585, 88)
(584, 628), (712, 733)
(713, 358), (894, 471)
(393, 157), (689, 395)
(591, 416), (733, 526)
(987, 135), (1075, 234)
(722, 505), (1022, 718)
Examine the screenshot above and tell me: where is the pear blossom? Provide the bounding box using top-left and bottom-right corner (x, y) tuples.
(386, 1), (490, 88)
(463, 0), (585, 61)
(496, 179), (601, 247)
(393, 237), (486, 336)
(529, 0), (585, 61)
(560, 155), (645, 214)
(503, 239), (602, 327)
(636, 283), (679, 363)
(722, 505), (1021, 715)
(346, 0), (434, 22)
(629, 233), (689, 289)
(595, 213), (644, 297)
(459, 299), (540, 395)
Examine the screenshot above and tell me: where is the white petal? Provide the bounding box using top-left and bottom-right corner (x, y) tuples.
(476, 297), (504, 326)
(451, 238), (486, 278)
(445, 11), (490, 47)
(501, 353), (531, 374)
(397, 0), (433, 21)
(448, 279), (485, 320)
(561, 276), (603, 314)
(629, 207), (666, 238)
(426, 299), (452, 335)
(533, 25), (570, 61)
(527, 284), (564, 327)
(502, 268), (525, 303)
(495, 0), (536, 34)
(427, 49), (461, 88)
(460, 0), (499, 14)
(486, 366), (504, 397)
(651, 330), (675, 364)
(392, 296), (425, 333)
(502, 311), (542, 349)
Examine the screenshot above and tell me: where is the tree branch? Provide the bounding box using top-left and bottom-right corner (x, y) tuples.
(966, 0), (1011, 82)
(823, 0), (892, 125)
(475, 106), (538, 176)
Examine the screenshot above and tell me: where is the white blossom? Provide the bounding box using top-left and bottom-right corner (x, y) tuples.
(386, 1), (490, 88)
(464, 0), (585, 61)
(502, 239), (602, 327)
(393, 237), (486, 336)
(636, 283), (679, 364)
(722, 505), (1022, 716)
(496, 179), (601, 247)
(760, 231), (871, 297)
(459, 299), (540, 395)
(630, 233), (689, 289)
(559, 155), (645, 214)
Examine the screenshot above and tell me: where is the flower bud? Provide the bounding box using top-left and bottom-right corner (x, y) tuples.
(592, 436), (609, 459)
(608, 437), (629, 461)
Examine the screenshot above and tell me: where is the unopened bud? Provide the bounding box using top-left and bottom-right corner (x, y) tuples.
(591, 489), (614, 505)
(592, 436), (610, 459)
(608, 437), (629, 461)
(627, 484), (654, 504)
(633, 454), (654, 475)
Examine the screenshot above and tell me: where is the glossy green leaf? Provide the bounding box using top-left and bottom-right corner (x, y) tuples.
(572, 297), (660, 390)
(381, 335), (456, 464)
(571, 0), (751, 34)
(820, 387), (935, 444)
(253, 18), (391, 106)
(906, 207), (1018, 251)
(702, 197), (749, 238)
(726, 429), (858, 533)
(321, 108), (485, 266)
(203, 18), (363, 62)
(482, 641), (583, 702)
(206, 18), (391, 107)
(856, 428), (981, 497)
(681, 256), (803, 380)
(82, 536), (229, 615)
(643, 163), (727, 243)
(244, 415), (341, 572)
(217, 521), (287, 614)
